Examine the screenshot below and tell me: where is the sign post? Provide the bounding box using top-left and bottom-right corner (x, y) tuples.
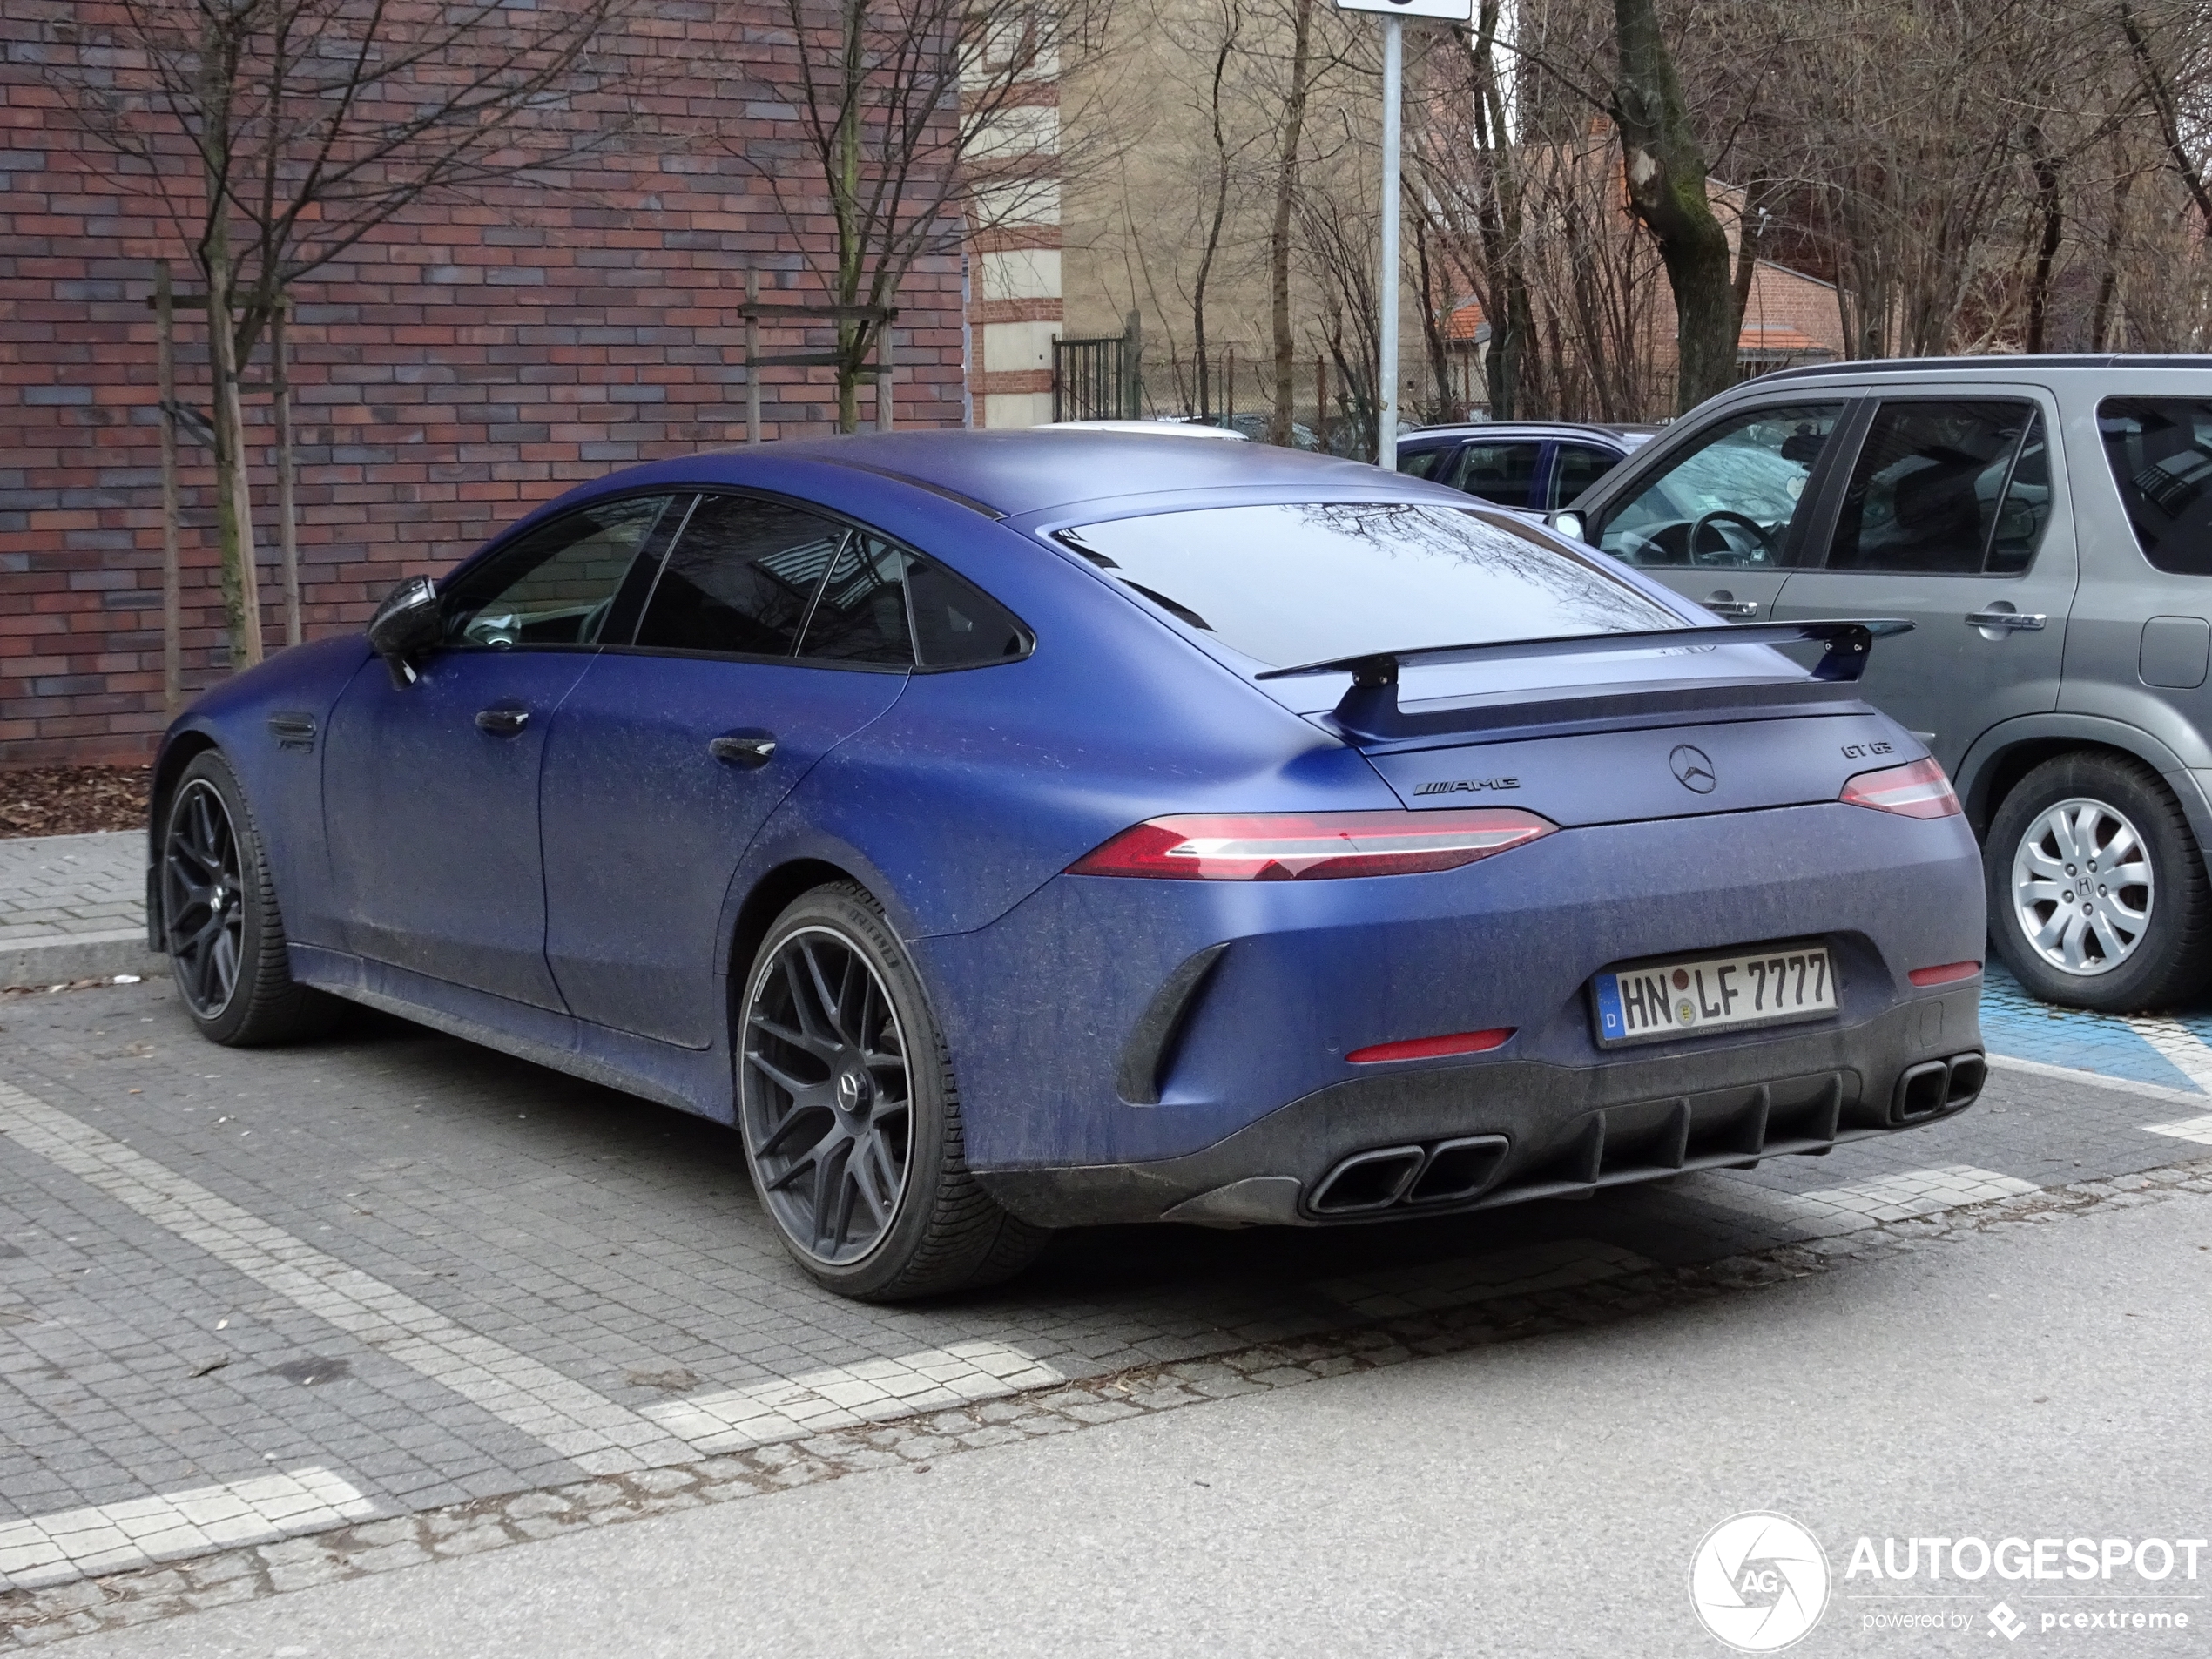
(1333, 0), (1474, 470)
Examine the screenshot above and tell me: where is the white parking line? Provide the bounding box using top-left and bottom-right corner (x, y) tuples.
(1312, 1238), (1658, 1318)
(644, 1340), (1066, 1452)
(2122, 1016), (2212, 1092)
(0, 1077), (692, 1476)
(1986, 1052), (2209, 1106)
(0, 1467), (375, 1591)
(2141, 1113), (2212, 1147)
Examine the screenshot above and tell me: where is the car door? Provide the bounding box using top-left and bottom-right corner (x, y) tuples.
(1583, 400), (1851, 623)
(320, 493), (678, 1008)
(536, 493), (914, 1050)
(1770, 391), (2072, 776)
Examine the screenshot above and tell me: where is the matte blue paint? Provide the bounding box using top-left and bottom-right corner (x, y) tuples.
(153, 429), (1988, 1199)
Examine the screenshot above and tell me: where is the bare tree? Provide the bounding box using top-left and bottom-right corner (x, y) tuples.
(57, 0), (631, 669)
(728, 0), (1111, 431)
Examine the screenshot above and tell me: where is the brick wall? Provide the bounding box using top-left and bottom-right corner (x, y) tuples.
(0, 0), (971, 766)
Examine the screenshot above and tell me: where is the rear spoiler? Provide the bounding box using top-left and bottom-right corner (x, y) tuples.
(1253, 619), (1912, 742)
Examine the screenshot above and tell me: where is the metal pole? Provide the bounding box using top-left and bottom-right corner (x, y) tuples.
(1377, 13), (1403, 469)
(745, 269), (761, 446)
(273, 297), (300, 647)
(155, 261), (182, 717)
(876, 314), (894, 433)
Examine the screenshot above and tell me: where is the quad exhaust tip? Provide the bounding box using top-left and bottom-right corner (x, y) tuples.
(1892, 1050), (1986, 1124)
(1309, 1135), (1511, 1216)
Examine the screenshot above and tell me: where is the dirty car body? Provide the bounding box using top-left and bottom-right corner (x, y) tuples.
(152, 431), (1987, 1278)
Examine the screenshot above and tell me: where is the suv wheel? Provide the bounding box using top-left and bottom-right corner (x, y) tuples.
(736, 882), (1048, 1301)
(1986, 752), (2212, 1011)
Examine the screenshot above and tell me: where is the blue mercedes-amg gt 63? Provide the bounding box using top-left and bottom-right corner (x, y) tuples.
(149, 430), (1987, 1299)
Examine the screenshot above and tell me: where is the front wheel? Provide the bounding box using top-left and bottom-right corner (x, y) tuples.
(736, 883), (1047, 1301)
(159, 750), (340, 1045)
(1986, 752), (2212, 1012)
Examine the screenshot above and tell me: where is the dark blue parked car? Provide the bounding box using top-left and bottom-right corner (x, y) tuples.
(150, 431), (1987, 1300)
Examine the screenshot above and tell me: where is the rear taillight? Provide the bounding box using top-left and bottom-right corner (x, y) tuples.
(1067, 808), (1558, 880)
(1839, 757), (1960, 819)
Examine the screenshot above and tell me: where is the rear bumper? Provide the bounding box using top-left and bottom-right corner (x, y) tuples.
(977, 987), (1984, 1228)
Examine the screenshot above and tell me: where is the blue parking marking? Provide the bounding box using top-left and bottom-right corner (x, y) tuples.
(1979, 964), (2205, 1094)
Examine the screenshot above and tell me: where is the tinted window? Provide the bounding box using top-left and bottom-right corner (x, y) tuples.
(1825, 401), (2041, 575)
(908, 560), (1030, 667)
(1060, 503), (1679, 669)
(443, 496), (672, 648)
(1598, 402), (1843, 569)
(1448, 442), (1542, 508)
(799, 535), (914, 665)
(634, 496), (846, 657)
(1550, 443), (1620, 509)
(2100, 398), (2212, 576)
(1396, 446), (1447, 481)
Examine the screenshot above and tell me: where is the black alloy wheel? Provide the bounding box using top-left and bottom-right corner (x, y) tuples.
(737, 883), (1046, 1300)
(163, 777), (246, 1021)
(158, 751), (338, 1046)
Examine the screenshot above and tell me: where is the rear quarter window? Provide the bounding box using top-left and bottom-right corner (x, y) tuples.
(2100, 397), (2212, 576)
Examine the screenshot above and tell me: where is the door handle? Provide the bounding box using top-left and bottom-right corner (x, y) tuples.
(475, 706), (530, 736)
(1703, 592), (1759, 618)
(1964, 610), (2047, 632)
(710, 732), (777, 768)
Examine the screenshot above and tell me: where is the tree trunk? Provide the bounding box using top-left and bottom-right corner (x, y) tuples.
(833, 0), (867, 432)
(2091, 168), (2135, 352)
(1266, 0), (1314, 445)
(204, 215), (265, 671)
(1610, 0), (1737, 413)
(1469, 0), (1529, 420)
(2023, 122), (2062, 354)
(1192, 24), (1237, 420)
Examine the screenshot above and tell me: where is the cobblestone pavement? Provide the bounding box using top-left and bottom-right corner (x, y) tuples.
(0, 836), (158, 991)
(3, 971), (2210, 1641)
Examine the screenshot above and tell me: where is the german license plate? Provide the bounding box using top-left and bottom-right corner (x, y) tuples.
(1592, 941), (1838, 1047)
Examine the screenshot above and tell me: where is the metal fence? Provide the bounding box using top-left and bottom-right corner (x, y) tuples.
(1051, 331), (1140, 422)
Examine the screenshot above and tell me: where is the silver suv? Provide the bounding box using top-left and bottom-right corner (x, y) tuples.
(1550, 355), (2212, 1012)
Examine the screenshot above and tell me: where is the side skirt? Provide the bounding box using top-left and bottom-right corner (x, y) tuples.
(288, 944), (734, 1123)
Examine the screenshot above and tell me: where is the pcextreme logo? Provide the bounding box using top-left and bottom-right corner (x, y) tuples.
(1689, 1512), (1831, 1652)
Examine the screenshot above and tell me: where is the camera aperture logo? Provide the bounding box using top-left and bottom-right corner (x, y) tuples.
(1690, 1512), (1831, 1652)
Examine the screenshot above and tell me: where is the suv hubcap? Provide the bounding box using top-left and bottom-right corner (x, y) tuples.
(163, 779), (246, 1017)
(2010, 797), (2154, 977)
(740, 926), (913, 1266)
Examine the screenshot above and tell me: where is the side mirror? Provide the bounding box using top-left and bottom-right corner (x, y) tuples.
(1548, 510), (1587, 544)
(367, 576), (442, 687)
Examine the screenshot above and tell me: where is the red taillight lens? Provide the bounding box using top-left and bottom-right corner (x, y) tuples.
(1067, 808), (1559, 880)
(1346, 1028), (1515, 1064)
(1839, 757), (1960, 819)
(1909, 960), (1981, 987)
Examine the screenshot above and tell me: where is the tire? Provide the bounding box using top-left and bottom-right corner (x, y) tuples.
(158, 750), (341, 1046)
(736, 882), (1047, 1301)
(1985, 751), (2212, 1012)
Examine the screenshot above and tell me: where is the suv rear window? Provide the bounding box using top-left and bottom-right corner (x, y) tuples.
(1057, 502), (1679, 669)
(2100, 398), (2212, 576)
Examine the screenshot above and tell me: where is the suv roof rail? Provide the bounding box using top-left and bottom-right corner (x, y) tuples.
(1757, 353), (2212, 383)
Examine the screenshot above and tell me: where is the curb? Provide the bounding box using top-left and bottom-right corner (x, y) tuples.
(0, 932), (166, 991)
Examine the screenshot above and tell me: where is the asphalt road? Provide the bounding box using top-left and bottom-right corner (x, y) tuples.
(51, 1156), (2212, 1658)
(4, 973), (2212, 1653)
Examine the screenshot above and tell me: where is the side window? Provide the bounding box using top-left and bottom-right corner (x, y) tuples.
(799, 536), (914, 665)
(2099, 398), (2212, 577)
(1396, 446), (1445, 481)
(1596, 402), (1844, 569)
(1447, 442), (1542, 508)
(1549, 443), (1620, 509)
(1986, 415), (2051, 575)
(633, 495), (846, 658)
(442, 496), (673, 648)
(908, 558), (1031, 667)
(1824, 401), (2042, 576)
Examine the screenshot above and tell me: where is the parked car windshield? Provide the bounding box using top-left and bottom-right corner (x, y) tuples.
(1059, 502), (1681, 669)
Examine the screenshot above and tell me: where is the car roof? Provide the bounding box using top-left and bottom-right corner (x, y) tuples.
(1399, 422), (1649, 446)
(1753, 353), (2212, 385)
(667, 429), (1395, 519)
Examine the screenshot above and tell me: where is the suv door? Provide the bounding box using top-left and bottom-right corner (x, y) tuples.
(1770, 391), (2072, 777)
(1580, 401), (1849, 622)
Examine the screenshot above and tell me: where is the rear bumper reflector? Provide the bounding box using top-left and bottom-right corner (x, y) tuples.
(1907, 961), (1981, 987)
(1345, 1028), (1514, 1065)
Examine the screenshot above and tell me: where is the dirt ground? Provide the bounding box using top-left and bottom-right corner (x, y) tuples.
(0, 765), (153, 838)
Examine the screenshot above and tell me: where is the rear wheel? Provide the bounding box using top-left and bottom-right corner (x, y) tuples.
(1986, 752), (2212, 1012)
(160, 751), (339, 1046)
(737, 883), (1046, 1301)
